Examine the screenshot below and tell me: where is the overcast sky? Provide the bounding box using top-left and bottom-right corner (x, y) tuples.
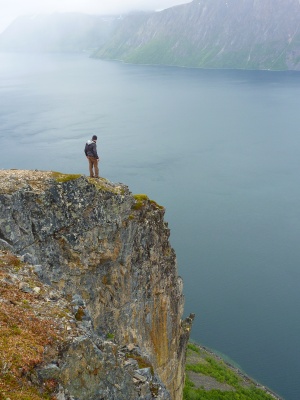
(0, 0), (191, 32)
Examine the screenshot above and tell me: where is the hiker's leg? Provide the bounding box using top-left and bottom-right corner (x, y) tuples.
(88, 157), (94, 177)
(94, 159), (99, 178)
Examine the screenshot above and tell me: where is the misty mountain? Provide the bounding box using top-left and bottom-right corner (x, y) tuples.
(94, 0), (300, 71)
(0, 13), (119, 53)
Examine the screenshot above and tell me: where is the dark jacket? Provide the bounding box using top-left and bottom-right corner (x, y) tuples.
(84, 140), (98, 159)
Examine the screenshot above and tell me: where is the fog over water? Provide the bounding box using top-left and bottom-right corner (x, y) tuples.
(0, 0), (191, 32)
(1, 53), (300, 399)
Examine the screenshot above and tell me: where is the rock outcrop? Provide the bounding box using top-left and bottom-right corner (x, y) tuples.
(0, 170), (193, 400)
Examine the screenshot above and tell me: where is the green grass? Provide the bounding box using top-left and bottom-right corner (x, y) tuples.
(51, 171), (82, 183)
(186, 357), (241, 388)
(125, 38), (175, 65)
(132, 194), (149, 210)
(87, 177), (126, 195)
(133, 194), (149, 202)
(184, 344), (278, 400)
(187, 343), (201, 354)
(184, 384), (278, 400)
(149, 199), (164, 210)
(132, 194), (164, 211)
(106, 333), (115, 340)
(104, 31), (290, 71)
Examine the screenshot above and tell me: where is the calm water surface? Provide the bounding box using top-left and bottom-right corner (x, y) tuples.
(1, 53), (300, 399)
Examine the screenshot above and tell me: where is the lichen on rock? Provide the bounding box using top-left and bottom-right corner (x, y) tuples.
(0, 169), (193, 400)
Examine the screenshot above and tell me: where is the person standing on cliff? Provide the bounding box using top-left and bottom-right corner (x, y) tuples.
(84, 135), (99, 178)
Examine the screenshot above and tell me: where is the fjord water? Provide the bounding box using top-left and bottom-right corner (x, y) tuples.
(1, 53), (300, 399)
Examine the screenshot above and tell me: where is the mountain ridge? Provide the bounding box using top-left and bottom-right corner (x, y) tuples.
(94, 0), (300, 71)
(2, 1), (300, 70)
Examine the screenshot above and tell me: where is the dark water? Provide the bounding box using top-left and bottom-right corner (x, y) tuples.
(1, 53), (300, 399)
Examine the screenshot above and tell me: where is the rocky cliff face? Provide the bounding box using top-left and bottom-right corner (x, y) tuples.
(94, 0), (300, 71)
(0, 170), (193, 400)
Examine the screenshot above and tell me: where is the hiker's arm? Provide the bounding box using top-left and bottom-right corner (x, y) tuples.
(93, 143), (99, 159)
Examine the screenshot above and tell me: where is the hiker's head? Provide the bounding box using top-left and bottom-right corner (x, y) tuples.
(92, 135), (97, 141)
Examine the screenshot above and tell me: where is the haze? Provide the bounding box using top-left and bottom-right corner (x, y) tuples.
(0, 0), (191, 32)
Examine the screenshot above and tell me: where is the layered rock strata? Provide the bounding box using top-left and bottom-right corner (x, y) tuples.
(0, 170), (193, 400)
(0, 250), (171, 400)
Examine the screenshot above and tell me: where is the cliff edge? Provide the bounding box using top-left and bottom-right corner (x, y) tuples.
(0, 169), (193, 400)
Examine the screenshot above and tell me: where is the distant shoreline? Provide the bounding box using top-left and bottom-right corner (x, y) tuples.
(92, 55), (300, 74)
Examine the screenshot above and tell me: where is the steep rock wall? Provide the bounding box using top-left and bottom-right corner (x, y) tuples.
(95, 0), (300, 71)
(0, 250), (171, 400)
(0, 170), (193, 400)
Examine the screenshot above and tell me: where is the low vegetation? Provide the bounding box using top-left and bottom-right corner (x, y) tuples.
(184, 343), (279, 400)
(132, 194), (149, 210)
(106, 333), (115, 340)
(0, 251), (74, 400)
(125, 353), (154, 375)
(132, 194), (164, 211)
(51, 171), (82, 183)
(0, 249), (280, 400)
(88, 177), (126, 194)
(186, 356), (241, 388)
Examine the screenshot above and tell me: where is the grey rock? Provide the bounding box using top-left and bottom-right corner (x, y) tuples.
(0, 171), (192, 400)
(38, 363), (61, 381)
(133, 372), (148, 383)
(0, 237), (13, 250)
(136, 368), (153, 381)
(18, 281), (33, 293)
(21, 252), (35, 264)
(33, 286), (41, 294)
(49, 291), (59, 300)
(72, 294), (85, 306)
